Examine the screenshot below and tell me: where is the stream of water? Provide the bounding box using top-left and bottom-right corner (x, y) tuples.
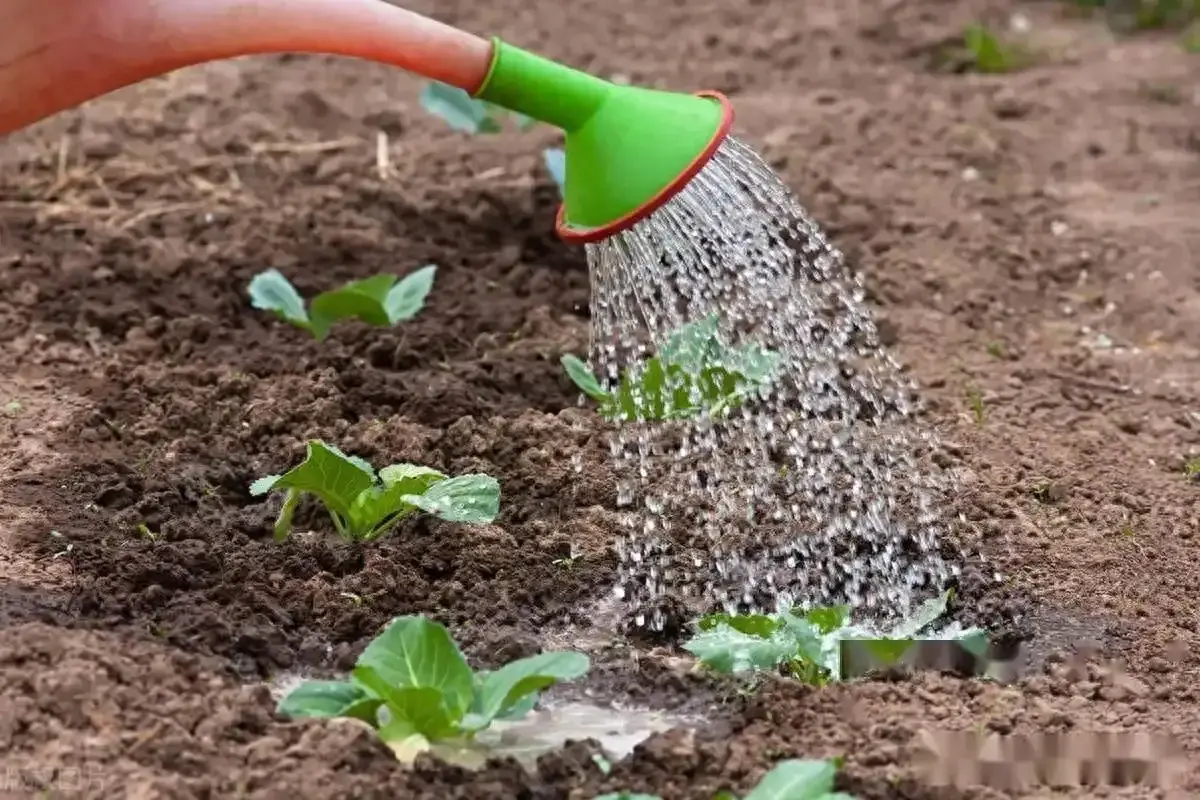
(581, 136), (958, 630)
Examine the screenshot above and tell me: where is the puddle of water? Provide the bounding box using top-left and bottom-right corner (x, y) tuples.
(267, 671), (690, 770)
(476, 700), (682, 766)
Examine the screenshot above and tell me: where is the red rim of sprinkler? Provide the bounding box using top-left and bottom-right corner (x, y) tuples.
(554, 90), (735, 245)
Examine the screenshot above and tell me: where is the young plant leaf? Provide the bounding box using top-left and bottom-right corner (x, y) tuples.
(349, 464), (448, 538)
(381, 727), (432, 765)
(356, 616), (476, 721)
(385, 264), (437, 323)
(472, 651), (591, 725)
(859, 638), (917, 665)
(308, 274), (400, 341)
(659, 315), (722, 372)
(276, 680), (378, 721)
(543, 147), (566, 195)
(251, 441), (375, 522)
(697, 611), (781, 639)
(379, 464), (447, 490)
(742, 758), (840, 800)
(419, 82), (502, 134)
(683, 623), (797, 674)
(560, 355), (610, 402)
(493, 692), (538, 721)
(403, 474), (500, 524)
(594, 795), (661, 800)
(353, 667), (461, 740)
(268, 613), (593, 762)
(248, 269), (310, 330)
(797, 605), (851, 635)
(568, 315), (780, 422)
(249, 474), (282, 496)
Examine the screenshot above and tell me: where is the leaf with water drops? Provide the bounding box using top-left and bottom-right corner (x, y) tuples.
(560, 355), (610, 402)
(697, 611), (781, 639)
(683, 622), (797, 674)
(585, 315), (781, 421)
(350, 463), (448, 538)
(659, 314), (722, 372)
(403, 474), (500, 524)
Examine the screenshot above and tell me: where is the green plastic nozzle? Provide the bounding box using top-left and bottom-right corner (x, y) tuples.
(473, 38), (731, 242)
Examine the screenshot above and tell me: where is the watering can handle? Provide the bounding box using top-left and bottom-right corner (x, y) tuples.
(0, 0), (494, 135)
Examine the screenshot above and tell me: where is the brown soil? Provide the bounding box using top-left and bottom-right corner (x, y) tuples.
(2, 0), (1198, 797)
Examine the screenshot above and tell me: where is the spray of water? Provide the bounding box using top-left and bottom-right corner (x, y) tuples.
(579, 136), (959, 631)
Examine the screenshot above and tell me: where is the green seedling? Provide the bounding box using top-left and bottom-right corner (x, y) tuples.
(985, 341), (1006, 359)
(278, 614), (589, 764)
(419, 83), (566, 195)
(963, 23), (1029, 73)
(1183, 458), (1200, 478)
(597, 758), (855, 800)
(683, 591), (988, 686)
(250, 440), (499, 542)
(248, 266), (435, 341)
(562, 315), (780, 422)
(966, 386), (986, 424)
(3, 399), (21, 416)
(420, 81), (536, 133)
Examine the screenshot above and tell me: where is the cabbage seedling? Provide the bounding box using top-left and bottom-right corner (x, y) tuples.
(248, 265), (435, 341)
(419, 81), (535, 133)
(562, 315), (779, 422)
(278, 614), (589, 764)
(596, 757), (855, 800)
(683, 591), (989, 685)
(418, 83), (564, 195)
(250, 440), (499, 542)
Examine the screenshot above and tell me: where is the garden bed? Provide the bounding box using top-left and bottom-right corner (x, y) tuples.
(2, 0), (1199, 797)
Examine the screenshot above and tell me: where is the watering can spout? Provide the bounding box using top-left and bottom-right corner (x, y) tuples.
(473, 40), (733, 243)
